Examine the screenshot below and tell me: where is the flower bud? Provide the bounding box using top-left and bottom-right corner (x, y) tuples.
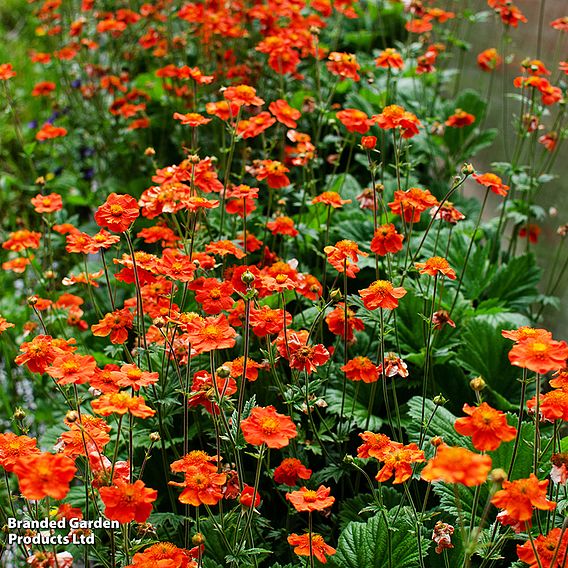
(431, 436), (444, 447)
(241, 270), (255, 286)
(27, 296), (38, 307)
(461, 163), (474, 176)
(490, 468), (507, 484)
(144, 147), (156, 156)
(216, 365), (231, 379)
(149, 432), (161, 443)
(13, 408), (26, 421)
(470, 377), (486, 391)
(35, 176), (46, 186)
(66, 410), (80, 423)
(433, 394), (447, 406)
(192, 533), (205, 546)
(329, 288), (343, 302)
(361, 136), (377, 150)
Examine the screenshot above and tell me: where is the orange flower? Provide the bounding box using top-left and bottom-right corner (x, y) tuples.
(126, 542), (194, 568)
(0, 63), (16, 80)
(189, 277), (234, 315)
(326, 52), (360, 81)
(0, 316), (15, 335)
(370, 224), (404, 256)
(236, 112), (276, 139)
(312, 191), (351, 209)
(527, 389), (568, 422)
(454, 402), (517, 451)
(472, 172), (510, 196)
(249, 306), (292, 337)
(286, 485), (335, 512)
(58, 415), (111, 458)
(491, 474), (555, 522)
(388, 187), (438, 223)
(99, 480), (157, 523)
(517, 527), (568, 568)
(0, 433), (40, 472)
(95, 193), (139, 233)
(359, 280), (407, 310)
(288, 533), (336, 564)
(375, 443), (425, 484)
(406, 17), (433, 34)
(170, 466), (226, 506)
(375, 48), (404, 69)
(205, 240), (246, 259)
(341, 356), (379, 383)
(269, 99), (301, 129)
(36, 123), (67, 141)
(252, 159), (290, 189)
(158, 250), (196, 282)
(2, 229), (41, 252)
(357, 432), (396, 459)
(110, 364), (159, 391)
(173, 112), (212, 127)
(91, 392), (156, 419)
(30, 192), (63, 213)
(288, 341), (330, 373)
(324, 240), (368, 278)
(46, 353), (97, 385)
(241, 406), (297, 449)
(267, 216), (299, 237)
(223, 84), (264, 107)
(509, 336), (568, 374)
(171, 450), (218, 474)
(239, 485), (261, 508)
(15, 334), (71, 374)
(420, 445), (492, 486)
(502, 326), (552, 343)
(31, 81), (56, 96)
(91, 308), (134, 344)
(336, 109), (371, 134)
(185, 314), (237, 354)
(415, 256), (456, 279)
(326, 304), (365, 341)
(445, 109), (475, 128)
(373, 105), (421, 138)
(274, 458), (312, 486)
(13, 452), (76, 500)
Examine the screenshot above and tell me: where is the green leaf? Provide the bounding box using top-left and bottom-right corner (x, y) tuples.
(325, 388), (382, 431)
(330, 510), (429, 568)
(406, 396), (473, 450)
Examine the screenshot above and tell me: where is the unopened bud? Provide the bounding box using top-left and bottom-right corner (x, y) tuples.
(187, 154), (200, 164)
(241, 270), (255, 286)
(144, 147), (156, 156)
(461, 163), (474, 176)
(44, 270), (56, 280)
(13, 408), (26, 421)
(35, 176), (46, 186)
(153, 316), (166, 329)
(470, 377), (486, 391)
(27, 296), (38, 307)
(216, 365), (231, 379)
(149, 432), (161, 443)
(329, 288), (343, 302)
(192, 533), (205, 546)
(433, 394), (447, 406)
(66, 410), (80, 423)
(431, 436), (444, 448)
(343, 454), (355, 464)
(490, 468), (507, 484)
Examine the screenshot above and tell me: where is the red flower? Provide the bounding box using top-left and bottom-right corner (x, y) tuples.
(373, 105), (421, 138)
(241, 406), (297, 449)
(269, 99), (301, 129)
(185, 314), (237, 354)
(375, 48), (404, 69)
(324, 240), (368, 278)
(326, 52), (360, 81)
(336, 109), (371, 134)
(509, 336), (568, 374)
(370, 224), (404, 256)
(375, 443), (425, 484)
(94, 193), (139, 233)
(13, 452), (76, 500)
(472, 172), (510, 196)
(420, 445), (492, 486)
(359, 280), (407, 310)
(491, 474), (555, 522)
(99, 480), (157, 523)
(389, 187), (438, 223)
(173, 112), (212, 127)
(267, 216), (299, 237)
(326, 304), (365, 341)
(445, 109), (476, 128)
(287, 485), (335, 512)
(46, 353), (97, 385)
(341, 356), (379, 383)
(517, 528), (568, 568)
(288, 533), (336, 564)
(36, 123), (67, 141)
(415, 256), (456, 279)
(454, 402), (517, 451)
(31, 193), (63, 213)
(274, 458), (312, 486)
(170, 466), (226, 506)
(239, 485), (261, 508)
(477, 48), (502, 71)
(91, 308), (134, 344)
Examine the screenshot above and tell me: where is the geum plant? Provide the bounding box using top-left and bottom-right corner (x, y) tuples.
(0, 0), (567, 566)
